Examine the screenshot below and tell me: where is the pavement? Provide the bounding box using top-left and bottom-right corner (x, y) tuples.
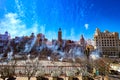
(0, 75), (119, 80)
(0, 76), (82, 80)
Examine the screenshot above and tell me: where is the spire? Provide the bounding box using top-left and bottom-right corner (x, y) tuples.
(96, 28), (100, 32)
(95, 28), (100, 35)
(81, 34), (84, 39)
(80, 34), (85, 47)
(80, 34), (85, 41)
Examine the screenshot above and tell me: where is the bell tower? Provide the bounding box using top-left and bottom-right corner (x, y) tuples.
(58, 28), (62, 42)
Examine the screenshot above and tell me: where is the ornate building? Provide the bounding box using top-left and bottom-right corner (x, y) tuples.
(119, 40), (120, 57)
(80, 35), (86, 47)
(79, 35), (86, 53)
(0, 31), (10, 53)
(37, 33), (46, 46)
(94, 28), (120, 58)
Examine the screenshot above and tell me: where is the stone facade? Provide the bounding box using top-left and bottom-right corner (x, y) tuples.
(119, 40), (120, 58)
(94, 28), (120, 58)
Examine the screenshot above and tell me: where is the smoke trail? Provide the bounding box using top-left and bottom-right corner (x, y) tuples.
(90, 49), (100, 60)
(24, 37), (37, 53)
(7, 47), (13, 61)
(15, 0), (25, 17)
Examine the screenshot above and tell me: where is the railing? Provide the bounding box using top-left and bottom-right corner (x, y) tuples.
(0, 65), (82, 75)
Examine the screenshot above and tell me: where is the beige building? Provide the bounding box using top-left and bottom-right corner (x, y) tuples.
(94, 28), (120, 58)
(119, 40), (120, 58)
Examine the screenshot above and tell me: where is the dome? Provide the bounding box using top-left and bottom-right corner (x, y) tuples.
(59, 28), (61, 31)
(5, 31), (8, 34)
(5, 31), (8, 35)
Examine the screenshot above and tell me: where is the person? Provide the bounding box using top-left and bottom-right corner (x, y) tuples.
(19, 71), (22, 75)
(102, 76), (104, 80)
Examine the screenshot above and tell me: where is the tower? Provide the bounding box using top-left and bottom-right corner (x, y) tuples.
(58, 28), (62, 42)
(80, 35), (86, 53)
(80, 35), (85, 47)
(95, 28), (100, 36)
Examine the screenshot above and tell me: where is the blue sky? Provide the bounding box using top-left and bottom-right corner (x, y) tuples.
(0, 0), (120, 41)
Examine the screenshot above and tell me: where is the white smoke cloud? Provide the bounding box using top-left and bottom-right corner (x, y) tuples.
(84, 23), (89, 30)
(70, 28), (75, 39)
(45, 31), (57, 41)
(30, 23), (39, 35)
(15, 0), (25, 17)
(0, 12), (84, 41)
(0, 13), (25, 37)
(62, 29), (66, 39)
(0, 12), (58, 41)
(0, 13), (39, 38)
(70, 28), (74, 36)
(40, 25), (46, 34)
(63, 28), (79, 41)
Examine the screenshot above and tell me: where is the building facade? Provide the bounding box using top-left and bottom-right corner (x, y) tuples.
(94, 28), (120, 58)
(119, 40), (120, 58)
(0, 31), (10, 53)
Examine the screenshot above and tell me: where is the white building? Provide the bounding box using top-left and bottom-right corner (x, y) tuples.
(0, 31), (10, 53)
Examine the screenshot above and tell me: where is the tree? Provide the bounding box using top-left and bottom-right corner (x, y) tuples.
(24, 57), (39, 80)
(94, 58), (111, 76)
(0, 60), (17, 80)
(0, 65), (10, 80)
